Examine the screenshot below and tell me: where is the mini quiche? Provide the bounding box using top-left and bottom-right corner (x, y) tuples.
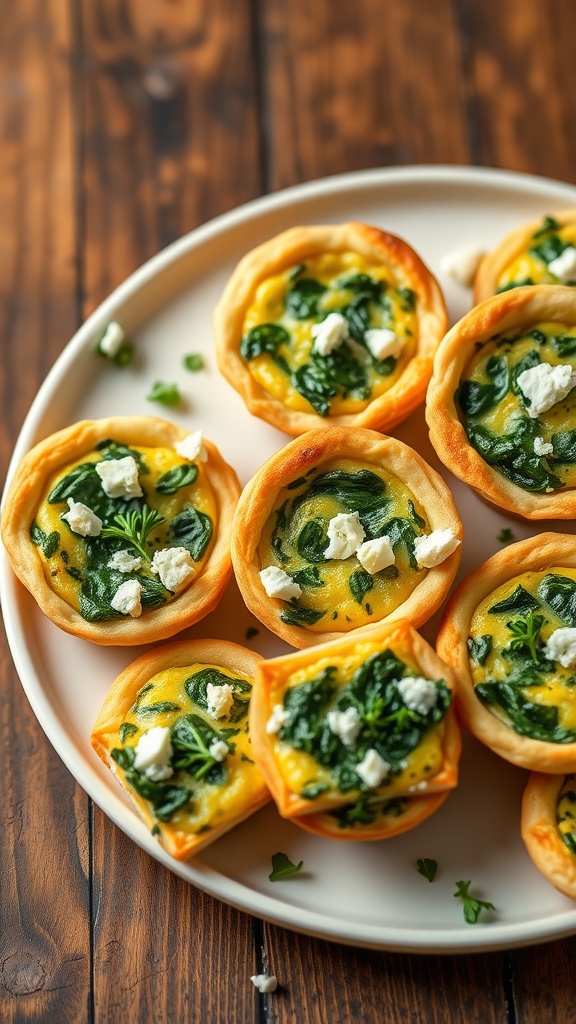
(474, 211), (576, 303)
(249, 619), (460, 827)
(427, 285), (576, 518)
(437, 533), (576, 772)
(91, 639), (269, 859)
(1, 417), (240, 644)
(521, 772), (576, 899)
(231, 427), (462, 649)
(214, 222), (447, 436)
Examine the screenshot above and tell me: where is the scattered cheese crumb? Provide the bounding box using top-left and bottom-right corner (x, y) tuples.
(266, 704), (292, 734)
(548, 246), (576, 283)
(543, 627), (576, 669)
(110, 578), (143, 617)
(98, 321), (125, 357)
(107, 549), (146, 573)
(396, 676), (439, 715)
(206, 682), (234, 719)
(174, 429), (208, 463)
(440, 243), (486, 287)
(326, 706), (362, 747)
(517, 362), (576, 418)
(209, 738), (229, 762)
(355, 748), (390, 788)
(95, 456), (143, 499)
(251, 974), (278, 994)
(62, 497), (102, 537)
(133, 725), (174, 781)
(151, 546), (195, 592)
(311, 312), (349, 356)
(324, 512), (365, 560)
(534, 436), (554, 457)
(364, 328), (404, 361)
(259, 566), (302, 601)
(356, 535), (395, 574)
(413, 529), (460, 568)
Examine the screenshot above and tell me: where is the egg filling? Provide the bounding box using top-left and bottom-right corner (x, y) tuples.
(496, 216), (576, 292)
(557, 775), (576, 855)
(31, 438), (216, 621)
(241, 252), (418, 417)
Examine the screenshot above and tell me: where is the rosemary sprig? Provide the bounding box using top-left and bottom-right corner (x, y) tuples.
(101, 506), (165, 561)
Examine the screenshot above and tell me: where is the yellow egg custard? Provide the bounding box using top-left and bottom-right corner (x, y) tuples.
(522, 772), (576, 899)
(1, 417), (240, 644)
(474, 211), (576, 303)
(232, 428), (462, 649)
(249, 619), (460, 830)
(215, 223), (447, 435)
(91, 640), (270, 859)
(438, 533), (576, 772)
(427, 286), (576, 518)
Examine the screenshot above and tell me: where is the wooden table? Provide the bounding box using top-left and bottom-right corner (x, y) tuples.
(2, 2), (576, 1021)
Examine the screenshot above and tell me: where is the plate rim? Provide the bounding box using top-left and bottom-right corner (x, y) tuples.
(4, 163), (576, 954)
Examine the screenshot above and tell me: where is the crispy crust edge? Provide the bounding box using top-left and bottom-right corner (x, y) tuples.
(474, 209), (576, 303)
(521, 772), (576, 900)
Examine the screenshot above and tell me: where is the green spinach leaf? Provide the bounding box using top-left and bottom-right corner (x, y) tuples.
(467, 634), (493, 666)
(349, 569), (374, 604)
(488, 585), (540, 615)
(30, 522), (60, 558)
(285, 278), (326, 319)
(169, 505), (212, 560)
(240, 323), (289, 360)
(538, 574), (576, 626)
(156, 464), (198, 494)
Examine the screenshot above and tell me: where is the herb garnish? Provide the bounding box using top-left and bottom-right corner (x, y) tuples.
(416, 858), (438, 883)
(183, 353), (204, 371)
(453, 880), (495, 924)
(146, 381), (181, 406)
(505, 612), (544, 664)
(497, 528), (515, 544)
(101, 506), (166, 561)
(269, 852), (304, 881)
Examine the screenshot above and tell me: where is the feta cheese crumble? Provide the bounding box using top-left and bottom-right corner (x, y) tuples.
(356, 535), (395, 574)
(98, 321), (125, 358)
(396, 675), (438, 715)
(266, 704), (292, 734)
(107, 549), (146, 573)
(208, 738), (229, 762)
(151, 546), (195, 592)
(110, 578), (143, 617)
(62, 497), (103, 537)
(364, 328), (404, 361)
(251, 974), (278, 994)
(324, 512), (365, 560)
(548, 246), (576, 283)
(440, 243), (485, 287)
(133, 725), (174, 781)
(517, 362), (576, 418)
(174, 429), (208, 463)
(355, 748), (390, 788)
(259, 566), (302, 601)
(543, 627), (576, 669)
(326, 706), (362, 747)
(311, 312), (349, 356)
(206, 682), (234, 719)
(95, 455), (143, 499)
(534, 436), (554, 457)
(413, 528), (460, 568)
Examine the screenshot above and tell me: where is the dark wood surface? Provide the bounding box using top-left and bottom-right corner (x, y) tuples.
(2, 1), (576, 1021)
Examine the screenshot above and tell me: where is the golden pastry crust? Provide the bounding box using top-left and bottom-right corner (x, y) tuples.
(294, 790), (449, 842)
(91, 639), (270, 859)
(437, 533), (576, 772)
(521, 773), (576, 900)
(232, 426), (462, 649)
(214, 222), (447, 435)
(427, 286), (576, 519)
(249, 619), (461, 824)
(474, 210), (576, 303)
(1, 417), (240, 645)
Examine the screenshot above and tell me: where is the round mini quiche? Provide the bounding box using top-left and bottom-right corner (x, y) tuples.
(91, 639), (270, 860)
(427, 285), (576, 518)
(521, 772), (576, 900)
(474, 210), (576, 303)
(249, 619), (461, 828)
(437, 533), (576, 772)
(214, 222), (447, 436)
(231, 427), (462, 649)
(1, 417), (240, 645)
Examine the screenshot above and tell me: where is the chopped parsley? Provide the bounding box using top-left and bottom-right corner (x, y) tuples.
(453, 880), (495, 924)
(416, 858), (438, 883)
(269, 852), (304, 881)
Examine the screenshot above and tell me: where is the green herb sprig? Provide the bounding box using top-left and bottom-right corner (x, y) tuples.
(416, 858), (438, 883)
(101, 506), (165, 561)
(506, 612), (544, 664)
(269, 852), (304, 882)
(147, 381), (181, 406)
(454, 880), (495, 924)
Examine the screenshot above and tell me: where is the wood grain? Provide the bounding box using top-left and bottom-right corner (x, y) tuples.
(511, 937), (576, 1024)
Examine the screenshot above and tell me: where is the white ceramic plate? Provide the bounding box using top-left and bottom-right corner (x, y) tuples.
(4, 166), (576, 954)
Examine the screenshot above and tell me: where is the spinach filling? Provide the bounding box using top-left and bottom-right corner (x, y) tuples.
(558, 785), (576, 855)
(37, 439), (212, 622)
(328, 794), (409, 829)
(496, 216), (575, 292)
(276, 649), (450, 796)
(110, 670), (249, 821)
(470, 573), (576, 743)
(241, 269), (415, 416)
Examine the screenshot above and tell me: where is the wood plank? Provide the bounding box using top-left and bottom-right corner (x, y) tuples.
(511, 937), (576, 1024)
(0, 2), (90, 1021)
(260, 0), (471, 190)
